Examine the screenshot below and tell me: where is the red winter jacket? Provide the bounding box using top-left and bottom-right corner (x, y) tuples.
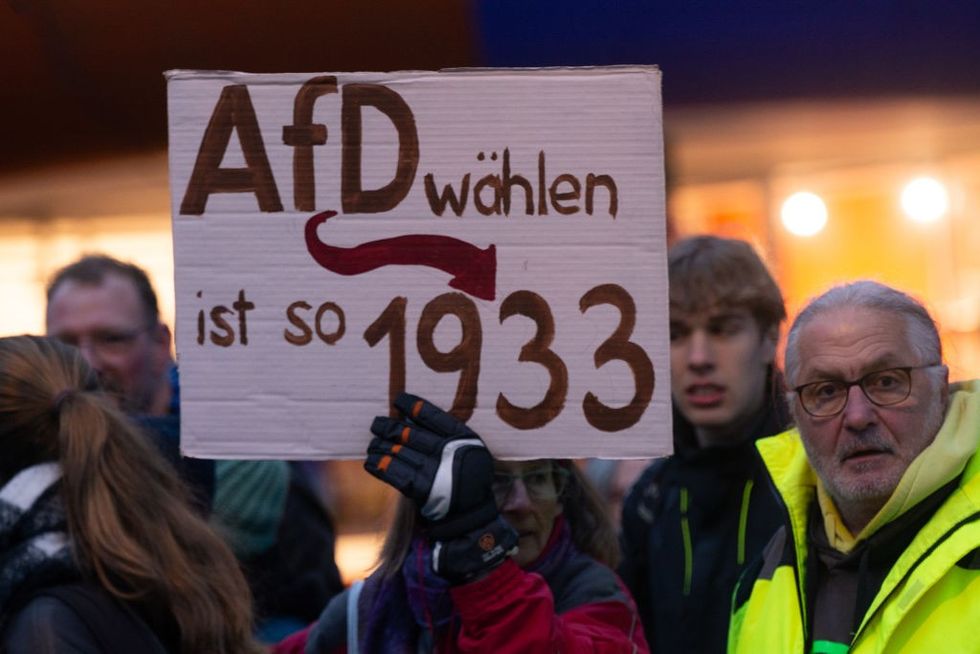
(277, 530), (647, 653)
(449, 558), (647, 653)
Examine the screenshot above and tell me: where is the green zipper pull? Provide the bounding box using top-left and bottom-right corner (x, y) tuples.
(811, 639), (850, 654)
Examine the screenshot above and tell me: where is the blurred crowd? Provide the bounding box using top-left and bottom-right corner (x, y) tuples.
(2, 236), (979, 653)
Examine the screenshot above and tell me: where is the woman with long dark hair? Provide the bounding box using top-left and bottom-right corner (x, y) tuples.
(0, 335), (262, 653)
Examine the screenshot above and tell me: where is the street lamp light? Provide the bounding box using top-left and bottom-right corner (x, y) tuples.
(901, 177), (948, 224)
(781, 191), (828, 237)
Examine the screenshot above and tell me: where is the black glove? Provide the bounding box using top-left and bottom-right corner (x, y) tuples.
(365, 393), (517, 582)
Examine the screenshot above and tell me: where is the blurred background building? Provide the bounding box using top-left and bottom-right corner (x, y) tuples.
(3, 0), (979, 580)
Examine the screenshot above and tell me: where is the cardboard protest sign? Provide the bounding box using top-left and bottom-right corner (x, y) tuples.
(166, 67), (670, 459)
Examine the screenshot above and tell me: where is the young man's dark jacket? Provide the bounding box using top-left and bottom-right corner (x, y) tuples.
(618, 371), (790, 653)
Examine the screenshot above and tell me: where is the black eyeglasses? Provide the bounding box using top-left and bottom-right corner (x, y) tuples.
(491, 465), (568, 506)
(793, 364), (941, 417)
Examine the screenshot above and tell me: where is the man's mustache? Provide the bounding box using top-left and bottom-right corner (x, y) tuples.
(837, 428), (895, 461)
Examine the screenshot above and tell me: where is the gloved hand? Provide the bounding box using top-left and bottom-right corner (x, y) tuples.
(365, 392), (517, 583)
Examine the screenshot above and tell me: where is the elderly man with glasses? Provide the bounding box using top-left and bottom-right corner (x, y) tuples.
(728, 280), (980, 654)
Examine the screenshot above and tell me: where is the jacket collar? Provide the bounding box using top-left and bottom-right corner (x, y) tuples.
(673, 366), (791, 463)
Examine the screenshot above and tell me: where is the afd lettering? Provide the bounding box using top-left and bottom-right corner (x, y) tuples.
(179, 76), (618, 218)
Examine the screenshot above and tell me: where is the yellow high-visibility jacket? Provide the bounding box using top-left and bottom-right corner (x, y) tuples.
(729, 383), (980, 654)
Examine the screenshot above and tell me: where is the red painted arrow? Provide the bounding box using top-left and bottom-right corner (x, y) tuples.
(304, 211), (497, 301)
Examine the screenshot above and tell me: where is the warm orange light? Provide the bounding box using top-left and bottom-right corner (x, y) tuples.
(781, 192), (828, 237)
(901, 177), (948, 224)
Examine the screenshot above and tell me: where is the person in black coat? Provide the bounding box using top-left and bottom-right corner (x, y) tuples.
(619, 235), (792, 653)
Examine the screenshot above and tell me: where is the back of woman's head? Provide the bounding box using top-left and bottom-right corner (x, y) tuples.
(0, 336), (260, 653)
(0, 336), (93, 481)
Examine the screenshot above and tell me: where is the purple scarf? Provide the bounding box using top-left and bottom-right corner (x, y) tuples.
(359, 516), (573, 653)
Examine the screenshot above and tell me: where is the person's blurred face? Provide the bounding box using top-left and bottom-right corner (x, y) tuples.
(493, 460), (565, 567)
(792, 307), (948, 532)
(46, 274), (171, 414)
(670, 306), (776, 447)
